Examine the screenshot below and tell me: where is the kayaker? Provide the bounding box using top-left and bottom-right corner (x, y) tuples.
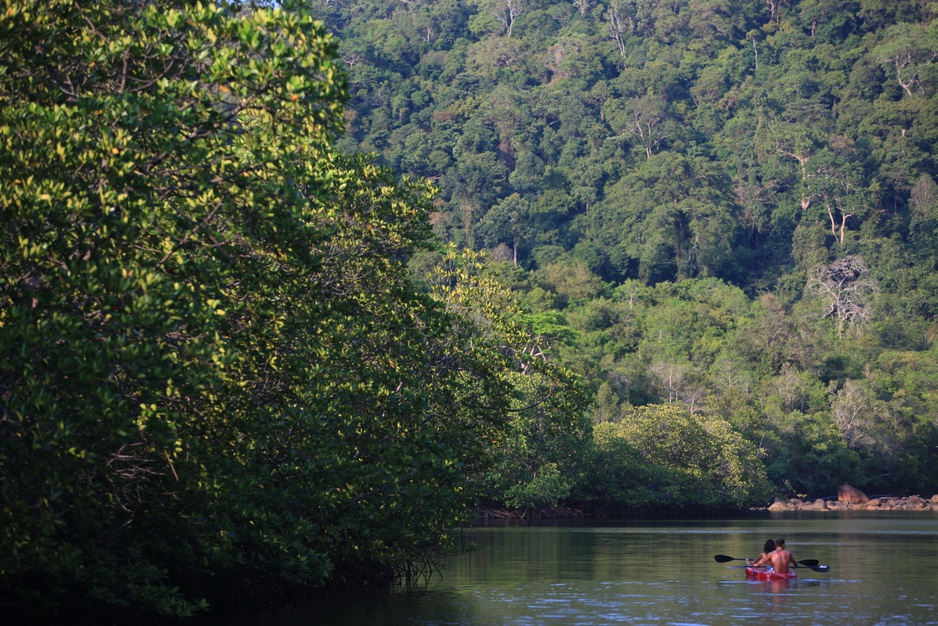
(747, 539), (777, 569)
(752, 538), (797, 574)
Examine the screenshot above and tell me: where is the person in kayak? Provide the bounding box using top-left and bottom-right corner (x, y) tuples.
(747, 539), (777, 570)
(751, 538), (797, 574)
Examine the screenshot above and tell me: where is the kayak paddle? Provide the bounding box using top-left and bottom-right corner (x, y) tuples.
(803, 564), (830, 572)
(716, 555), (823, 566)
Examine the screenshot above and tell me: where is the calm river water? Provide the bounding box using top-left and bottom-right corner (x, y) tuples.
(236, 511), (938, 625)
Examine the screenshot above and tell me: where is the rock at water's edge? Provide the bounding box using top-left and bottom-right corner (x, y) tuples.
(838, 484), (869, 504)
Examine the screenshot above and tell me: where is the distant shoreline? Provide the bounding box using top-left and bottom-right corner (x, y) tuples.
(755, 494), (938, 512)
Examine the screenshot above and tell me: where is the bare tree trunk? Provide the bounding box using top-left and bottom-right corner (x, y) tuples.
(572, 0), (592, 15)
(893, 54), (922, 98)
(808, 256), (879, 340)
(775, 140), (813, 210)
(606, 1), (627, 60)
(495, 0), (524, 37)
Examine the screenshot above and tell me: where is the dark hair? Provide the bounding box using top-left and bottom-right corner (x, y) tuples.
(776, 538), (786, 547)
(763, 539), (776, 553)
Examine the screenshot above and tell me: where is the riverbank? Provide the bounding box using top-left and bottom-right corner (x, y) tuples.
(758, 494), (938, 512)
(473, 492), (938, 520)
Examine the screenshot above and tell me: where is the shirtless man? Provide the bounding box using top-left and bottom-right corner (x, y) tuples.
(751, 538), (797, 574)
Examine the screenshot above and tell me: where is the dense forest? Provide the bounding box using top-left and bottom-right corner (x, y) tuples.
(0, 0), (936, 622)
(319, 0), (938, 499)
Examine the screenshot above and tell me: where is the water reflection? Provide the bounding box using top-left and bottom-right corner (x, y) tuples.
(229, 512), (938, 626)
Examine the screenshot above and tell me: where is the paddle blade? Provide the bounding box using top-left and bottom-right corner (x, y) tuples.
(714, 555), (744, 563)
(798, 559), (820, 567)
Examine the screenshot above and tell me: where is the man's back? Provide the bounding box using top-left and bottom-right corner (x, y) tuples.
(771, 548), (794, 573)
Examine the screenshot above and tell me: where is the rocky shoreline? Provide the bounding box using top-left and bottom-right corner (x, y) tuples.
(758, 494), (938, 512)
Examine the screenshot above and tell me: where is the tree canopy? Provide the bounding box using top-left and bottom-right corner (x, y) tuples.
(0, 0), (586, 619)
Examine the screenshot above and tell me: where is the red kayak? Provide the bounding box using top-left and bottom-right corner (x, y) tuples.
(745, 566), (796, 581)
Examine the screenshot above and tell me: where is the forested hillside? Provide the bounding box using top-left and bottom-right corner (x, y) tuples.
(1, 0), (937, 621)
(315, 0), (938, 499)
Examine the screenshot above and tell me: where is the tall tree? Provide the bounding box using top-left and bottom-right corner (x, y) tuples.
(806, 255), (880, 339)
